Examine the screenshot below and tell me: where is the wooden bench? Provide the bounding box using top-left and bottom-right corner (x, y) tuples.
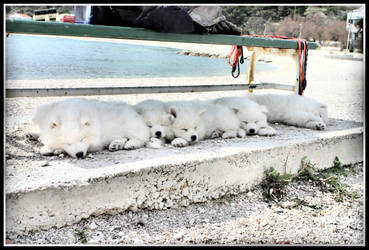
(5, 19), (319, 98)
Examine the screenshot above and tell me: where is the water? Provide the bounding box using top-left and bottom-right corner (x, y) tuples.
(6, 34), (277, 80)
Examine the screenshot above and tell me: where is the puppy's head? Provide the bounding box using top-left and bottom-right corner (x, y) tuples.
(137, 110), (175, 140)
(39, 112), (98, 158)
(167, 105), (205, 143)
(233, 105), (269, 135)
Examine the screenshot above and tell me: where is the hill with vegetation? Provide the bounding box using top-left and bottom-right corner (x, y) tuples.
(6, 5), (361, 48)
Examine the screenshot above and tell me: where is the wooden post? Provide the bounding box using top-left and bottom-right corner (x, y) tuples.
(294, 53), (300, 94)
(247, 51), (256, 93)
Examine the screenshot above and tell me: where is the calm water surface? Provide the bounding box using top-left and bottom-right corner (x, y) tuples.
(6, 34), (276, 80)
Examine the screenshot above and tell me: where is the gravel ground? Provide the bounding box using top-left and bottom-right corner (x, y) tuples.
(5, 36), (364, 245)
(7, 162), (364, 245)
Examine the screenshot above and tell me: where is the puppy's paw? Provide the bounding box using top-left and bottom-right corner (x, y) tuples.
(237, 128), (246, 138)
(171, 138), (188, 147)
(306, 120), (326, 130)
(39, 146), (54, 156)
(146, 137), (163, 149)
(210, 129), (223, 139)
(124, 139), (144, 150)
(258, 126), (276, 136)
(109, 138), (128, 151)
(222, 130), (237, 139)
(53, 149), (64, 155)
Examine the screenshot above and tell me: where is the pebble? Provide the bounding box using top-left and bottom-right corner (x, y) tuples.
(136, 219), (146, 227)
(40, 160), (50, 167)
(89, 221), (97, 230)
(173, 232), (183, 240)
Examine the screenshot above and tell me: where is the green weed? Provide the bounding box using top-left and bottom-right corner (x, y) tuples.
(261, 167), (293, 201)
(261, 156), (359, 203)
(216, 193), (234, 205)
(75, 227), (89, 244)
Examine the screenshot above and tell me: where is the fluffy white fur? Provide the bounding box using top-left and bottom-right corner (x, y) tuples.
(212, 96), (276, 136)
(164, 101), (207, 147)
(197, 101), (246, 139)
(134, 99), (175, 146)
(32, 98), (150, 158)
(245, 94), (328, 130)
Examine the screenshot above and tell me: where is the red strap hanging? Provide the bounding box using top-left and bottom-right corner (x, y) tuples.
(227, 45), (243, 67)
(228, 35), (308, 95)
(227, 45), (244, 78)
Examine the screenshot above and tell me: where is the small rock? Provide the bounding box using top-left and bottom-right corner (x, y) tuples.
(89, 232), (104, 243)
(136, 219), (146, 227)
(133, 238), (143, 244)
(173, 232), (183, 240)
(40, 160), (50, 167)
(89, 221), (97, 229)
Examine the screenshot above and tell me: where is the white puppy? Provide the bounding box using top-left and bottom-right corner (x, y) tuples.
(164, 100), (207, 147)
(197, 100), (246, 139)
(212, 96), (276, 136)
(246, 93), (328, 130)
(32, 98), (150, 158)
(134, 99), (175, 148)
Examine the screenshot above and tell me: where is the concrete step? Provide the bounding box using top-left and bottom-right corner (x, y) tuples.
(6, 118), (363, 237)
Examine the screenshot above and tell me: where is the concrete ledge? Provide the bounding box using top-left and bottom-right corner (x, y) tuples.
(6, 118), (363, 237)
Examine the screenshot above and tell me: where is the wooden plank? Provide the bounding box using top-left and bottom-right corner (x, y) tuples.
(6, 83), (294, 98)
(6, 19), (319, 49)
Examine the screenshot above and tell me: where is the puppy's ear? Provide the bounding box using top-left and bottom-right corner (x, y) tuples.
(169, 106), (177, 119)
(163, 114), (175, 124)
(232, 108), (239, 114)
(50, 117), (60, 129)
(134, 106), (142, 115)
(199, 109), (207, 117)
(260, 105), (269, 114)
(80, 115), (90, 127)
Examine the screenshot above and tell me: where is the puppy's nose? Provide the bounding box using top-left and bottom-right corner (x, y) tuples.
(155, 131), (162, 138)
(191, 135), (197, 141)
(75, 151), (84, 159)
(249, 129), (256, 134)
